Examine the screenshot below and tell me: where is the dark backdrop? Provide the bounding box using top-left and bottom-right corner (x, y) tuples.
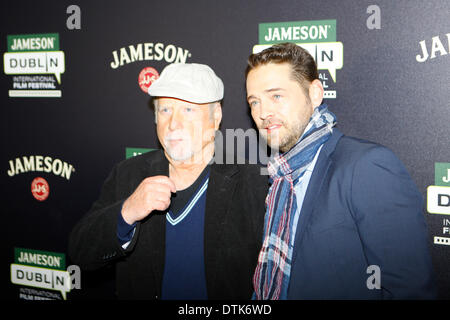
(1, 0), (449, 299)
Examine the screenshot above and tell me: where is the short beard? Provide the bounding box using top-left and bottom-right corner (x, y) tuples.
(273, 98), (314, 153)
(164, 135), (194, 162)
(278, 121), (309, 153)
(261, 115), (311, 154)
(165, 148), (193, 161)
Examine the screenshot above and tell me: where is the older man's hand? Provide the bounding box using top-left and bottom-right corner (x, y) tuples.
(121, 176), (176, 225)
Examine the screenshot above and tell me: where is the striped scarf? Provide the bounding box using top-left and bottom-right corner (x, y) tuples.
(253, 104), (336, 300)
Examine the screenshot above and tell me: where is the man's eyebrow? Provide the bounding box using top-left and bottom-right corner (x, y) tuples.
(265, 88), (285, 93)
(247, 88), (285, 101)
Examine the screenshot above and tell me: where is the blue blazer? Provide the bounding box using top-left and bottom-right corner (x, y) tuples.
(287, 129), (437, 299)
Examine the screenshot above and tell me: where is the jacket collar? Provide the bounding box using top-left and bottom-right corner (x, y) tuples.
(320, 127), (343, 159)
(143, 149), (169, 176)
(290, 128), (343, 262)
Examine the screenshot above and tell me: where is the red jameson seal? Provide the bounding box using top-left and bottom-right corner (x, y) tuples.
(138, 67), (160, 93)
(31, 177), (50, 201)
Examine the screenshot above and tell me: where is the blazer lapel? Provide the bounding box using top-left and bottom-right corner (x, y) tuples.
(140, 150), (169, 297)
(203, 162), (239, 290)
(290, 129), (343, 265)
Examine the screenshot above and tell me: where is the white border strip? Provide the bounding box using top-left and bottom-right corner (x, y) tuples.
(9, 90), (61, 98)
(434, 236), (450, 246)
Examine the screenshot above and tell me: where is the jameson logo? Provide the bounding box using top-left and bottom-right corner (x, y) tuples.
(7, 155), (75, 180)
(259, 20), (336, 44)
(8, 34), (60, 51)
(254, 19), (343, 99)
(110, 42), (192, 69)
(11, 248), (81, 300)
(15, 248), (65, 270)
(435, 162), (450, 187)
(416, 33), (450, 63)
(3, 33), (65, 98)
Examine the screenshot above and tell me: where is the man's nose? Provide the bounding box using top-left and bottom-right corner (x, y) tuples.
(259, 101), (275, 120)
(168, 111), (183, 131)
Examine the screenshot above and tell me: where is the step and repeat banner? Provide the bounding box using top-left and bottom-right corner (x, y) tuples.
(1, 0), (449, 300)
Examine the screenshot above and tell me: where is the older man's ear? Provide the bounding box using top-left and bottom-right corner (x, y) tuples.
(213, 102), (222, 130)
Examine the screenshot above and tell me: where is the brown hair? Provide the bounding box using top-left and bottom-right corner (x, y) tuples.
(246, 42), (319, 91)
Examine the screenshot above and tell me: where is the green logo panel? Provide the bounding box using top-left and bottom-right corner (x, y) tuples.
(125, 147), (155, 159)
(259, 20), (336, 44)
(7, 33), (59, 52)
(435, 162), (450, 187)
(14, 247), (65, 270)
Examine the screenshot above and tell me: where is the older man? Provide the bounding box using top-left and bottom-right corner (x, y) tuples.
(245, 43), (437, 299)
(69, 63), (267, 299)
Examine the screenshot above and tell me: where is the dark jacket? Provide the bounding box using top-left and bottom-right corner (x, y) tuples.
(68, 150), (268, 299)
(287, 129), (437, 299)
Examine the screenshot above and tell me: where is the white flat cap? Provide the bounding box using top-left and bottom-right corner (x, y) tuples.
(148, 63), (224, 103)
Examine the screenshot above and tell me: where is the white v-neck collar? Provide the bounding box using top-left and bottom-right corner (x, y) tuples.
(166, 178), (209, 226)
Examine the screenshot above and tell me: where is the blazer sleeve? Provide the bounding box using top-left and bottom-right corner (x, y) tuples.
(68, 164), (141, 271)
(350, 145), (437, 299)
